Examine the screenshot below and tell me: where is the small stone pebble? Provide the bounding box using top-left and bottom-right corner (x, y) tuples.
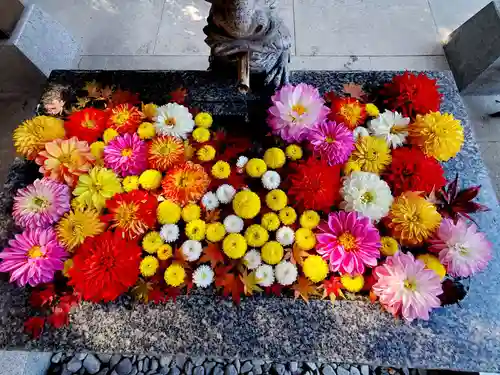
(233, 359), (241, 373)
(273, 363), (286, 375)
(144, 358), (150, 371)
(76, 353), (87, 361)
(361, 366), (369, 375)
(322, 365), (335, 375)
(138, 361), (144, 372)
(175, 355), (187, 369)
(116, 358), (133, 375)
(160, 356), (172, 368)
(151, 359), (159, 372)
(350, 367), (361, 375)
(97, 368), (109, 375)
(130, 367), (138, 375)
(213, 364), (224, 375)
(306, 363), (317, 371)
(169, 367), (181, 375)
(225, 364), (237, 375)
(67, 358), (83, 373)
(110, 354), (122, 369)
(194, 357), (206, 367)
(52, 352), (63, 364)
(204, 361), (216, 375)
(252, 360), (265, 367)
(241, 361), (253, 373)
(254, 365), (262, 375)
(84, 354), (101, 374)
(98, 354), (113, 364)
(337, 366), (350, 375)
(194, 366), (205, 375)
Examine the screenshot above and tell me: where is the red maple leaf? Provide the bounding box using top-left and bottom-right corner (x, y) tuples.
(215, 266), (243, 304)
(170, 88), (188, 104)
(264, 283), (284, 297)
(24, 317), (45, 339)
(29, 284), (56, 308)
(149, 289), (166, 304)
(322, 277), (344, 299)
(58, 294), (80, 313)
(199, 243), (225, 268)
(47, 306), (69, 329)
(165, 287), (182, 302)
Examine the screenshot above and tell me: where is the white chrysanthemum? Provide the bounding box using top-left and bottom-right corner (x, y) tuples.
(340, 171), (393, 222)
(202, 191), (219, 210)
(155, 103), (194, 139)
(181, 240), (203, 261)
(255, 264), (275, 287)
(216, 184), (236, 204)
(193, 265), (214, 288)
(276, 226), (295, 246)
(368, 109), (410, 148)
(275, 261), (298, 286)
(160, 224), (180, 243)
(236, 156), (249, 169)
(224, 214), (244, 233)
(243, 249), (262, 270)
(353, 126), (369, 141)
(261, 170), (281, 190)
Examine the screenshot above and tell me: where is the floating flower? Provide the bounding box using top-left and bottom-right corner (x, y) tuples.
(267, 83), (329, 142)
(223, 233), (247, 259)
(139, 169), (162, 190)
(13, 116), (65, 160)
(255, 264), (275, 287)
(233, 190), (261, 219)
(193, 265), (214, 288)
(347, 136), (392, 174)
(0, 227), (67, 287)
(224, 215), (244, 233)
(316, 211), (381, 275)
(195, 112), (213, 128)
(181, 203), (201, 222)
(368, 110), (410, 149)
(380, 236), (399, 256)
(192, 127), (211, 143)
(245, 224), (269, 247)
(160, 224), (180, 243)
(206, 222), (226, 242)
(429, 218), (492, 278)
(261, 212), (280, 231)
(104, 133), (148, 177)
(65, 108), (108, 143)
(56, 209), (105, 251)
(155, 103), (194, 139)
(276, 226), (294, 246)
(295, 228), (316, 250)
(265, 189), (288, 211)
(307, 120), (355, 165)
(299, 211), (320, 229)
(181, 240), (203, 261)
(417, 254), (446, 280)
(157, 200), (181, 224)
(327, 96), (366, 131)
(262, 171), (281, 190)
(202, 191), (219, 210)
(263, 148), (286, 169)
(212, 161), (231, 179)
(142, 103), (158, 121)
(142, 231), (164, 254)
(216, 184), (236, 204)
(246, 158), (267, 178)
(236, 156), (249, 169)
(73, 167), (123, 211)
(261, 241), (284, 265)
(107, 103), (142, 134)
(148, 135), (185, 171)
(161, 162), (210, 205)
(279, 206), (297, 225)
(140, 256), (159, 277)
(341, 274), (364, 292)
(185, 219), (206, 241)
(303, 255), (328, 283)
(197, 145), (216, 162)
(103, 128), (119, 144)
(90, 141), (105, 166)
(365, 103), (380, 117)
(244, 249), (262, 270)
(373, 252), (442, 322)
(137, 122), (156, 140)
(285, 144), (303, 160)
(275, 261), (298, 286)
(165, 263), (186, 287)
(157, 244), (173, 260)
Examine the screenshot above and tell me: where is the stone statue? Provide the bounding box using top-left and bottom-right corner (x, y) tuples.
(203, 0), (292, 88)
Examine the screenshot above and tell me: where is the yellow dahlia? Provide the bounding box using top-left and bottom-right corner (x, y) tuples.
(279, 206), (297, 225)
(192, 127), (211, 143)
(161, 162), (210, 206)
(285, 144), (303, 161)
(157, 200), (181, 224)
(165, 263), (186, 286)
(206, 222), (226, 242)
(261, 241), (284, 265)
(103, 128), (119, 144)
(140, 256), (159, 277)
(141, 103), (158, 121)
(56, 209), (105, 251)
(340, 274), (364, 292)
(263, 148), (286, 169)
(232, 190), (261, 219)
(137, 122), (156, 140)
(348, 136), (391, 174)
(195, 112), (213, 128)
(303, 255), (328, 283)
(212, 160), (231, 179)
(223, 233), (247, 259)
(139, 169), (162, 190)
(157, 244), (173, 260)
(73, 167), (123, 211)
(299, 210), (320, 229)
(13, 116), (65, 160)
(245, 158), (267, 177)
(185, 219), (206, 241)
(295, 228), (316, 250)
(123, 175), (140, 192)
(181, 203), (201, 222)
(197, 145), (216, 162)
(261, 212), (280, 231)
(244, 224), (269, 247)
(265, 189), (288, 211)
(142, 231), (164, 254)
(380, 236), (399, 256)
(148, 135), (185, 171)
(365, 103), (380, 117)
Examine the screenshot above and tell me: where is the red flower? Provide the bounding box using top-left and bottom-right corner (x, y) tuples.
(107, 103), (142, 134)
(47, 306), (69, 328)
(29, 284), (56, 308)
(24, 316), (45, 339)
(287, 157), (341, 212)
(383, 147), (446, 196)
(102, 190), (158, 240)
(327, 95), (367, 130)
(65, 108), (108, 143)
(380, 72), (442, 118)
(68, 231), (141, 302)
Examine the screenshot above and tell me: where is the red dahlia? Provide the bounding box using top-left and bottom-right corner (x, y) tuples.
(383, 147), (446, 196)
(107, 103), (143, 134)
(68, 231), (141, 302)
(327, 96), (367, 131)
(65, 108), (108, 143)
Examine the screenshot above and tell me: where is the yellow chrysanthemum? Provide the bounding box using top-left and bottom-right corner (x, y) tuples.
(140, 256), (159, 277)
(295, 228), (316, 250)
(409, 112), (464, 161)
(279, 206), (297, 225)
(73, 167), (123, 211)
(299, 210), (320, 229)
(244, 224), (269, 247)
(303, 255), (328, 283)
(157, 244), (173, 261)
(263, 148), (286, 169)
(123, 175), (140, 192)
(165, 263), (186, 286)
(348, 136), (391, 174)
(212, 160), (231, 179)
(261, 241), (284, 265)
(90, 141), (105, 165)
(387, 192), (442, 246)
(181, 203), (201, 222)
(157, 200), (181, 225)
(223, 233), (247, 259)
(13, 116), (65, 160)
(197, 145), (216, 162)
(343, 160), (362, 175)
(103, 128), (119, 144)
(139, 169), (162, 190)
(56, 209), (106, 251)
(185, 219), (206, 241)
(380, 236), (399, 256)
(365, 103), (380, 117)
(265, 189), (288, 211)
(141, 103), (158, 120)
(245, 158), (267, 177)
(417, 254), (446, 280)
(233, 190), (261, 219)
(261, 213), (281, 232)
(195, 112), (213, 128)
(341, 274), (365, 292)
(137, 122), (156, 140)
(192, 127), (211, 143)
(62, 259), (73, 278)
(142, 231), (164, 254)
(285, 144), (303, 161)
(206, 222), (226, 242)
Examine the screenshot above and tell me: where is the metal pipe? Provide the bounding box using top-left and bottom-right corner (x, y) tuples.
(237, 52), (250, 94)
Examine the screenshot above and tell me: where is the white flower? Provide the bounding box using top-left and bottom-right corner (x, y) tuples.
(340, 171), (393, 222)
(243, 249), (262, 270)
(236, 156), (249, 169)
(353, 126), (369, 141)
(216, 184), (236, 204)
(160, 224), (180, 243)
(155, 103), (194, 139)
(202, 191), (219, 210)
(276, 226), (295, 246)
(275, 261), (298, 286)
(193, 265), (214, 288)
(368, 110), (410, 148)
(181, 240), (203, 261)
(261, 170), (281, 190)
(255, 264), (275, 287)
(223, 214), (244, 233)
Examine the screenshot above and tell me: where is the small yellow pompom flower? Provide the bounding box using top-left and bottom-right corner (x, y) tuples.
(295, 228), (316, 250)
(348, 136), (392, 174)
(185, 219), (206, 241)
(340, 274), (365, 292)
(165, 263), (186, 286)
(261, 241), (284, 265)
(157, 200), (181, 225)
(245, 158), (267, 177)
(123, 175), (140, 192)
(192, 127), (211, 143)
(63, 259), (74, 277)
(380, 236), (399, 256)
(140, 256), (159, 277)
(197, 145), (216, 162)
(182, 203), (201, 222)
(139, 169), (162, 190)
(285, 144), (303, 161)
(103, 128), (119, 144)
(265, 189), (288, 211)
(206, 222), (226, 242)
(417, 254), (446, 280)
(299, 210), (320, 229)
(233, 190), (261, 219)
(157, 244), (173, 261)
(90, 141), (105, 165)
(279, 206), (297, 225)
(261, 212), (281, 231)
(142, 103), (158, 120)
(365, 103), (380, 117)
(263, 148), (286, 169)
(137, 122), (156, 140)
(195, 112), (213, 128)
(303, 255), (328, 283)
(142, 231), (164, 254)
(212, 160), (231, 179)
(223, 233), (247, 259)
(244, 224), (269, 247)
(344, 160), (362, 175)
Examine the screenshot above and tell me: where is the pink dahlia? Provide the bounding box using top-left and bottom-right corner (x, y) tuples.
(429, 218), (492, 278)
(104, 132), (148, 177)
(373, 252), (443, 322)
(267, 83), (330, 142)
(316, 211), (381, 275)
(0, 227), (67, 287)
(307, 120), (355, 165)
(13, 178), (70, 229)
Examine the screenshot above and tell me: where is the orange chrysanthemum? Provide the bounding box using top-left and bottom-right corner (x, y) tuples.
(161, 162), (210, 205)
(107, 103), (142, 134)
(148, 135), (185, 171)
(328, 96), (367, 130)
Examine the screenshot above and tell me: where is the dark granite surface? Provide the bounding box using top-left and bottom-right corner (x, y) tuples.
(1, 71), (499, 372)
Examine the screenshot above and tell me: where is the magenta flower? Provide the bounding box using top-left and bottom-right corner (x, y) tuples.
(0, 227), (67, 287)
(373, 251), (443, 322)
(267, 83), (330, 142)
(13, 178), (70, 229)
(429, 218), (492, 278)
(308, 120), (355, 165)
(316, 211), (381, 275)
(104, 132), (148, 177)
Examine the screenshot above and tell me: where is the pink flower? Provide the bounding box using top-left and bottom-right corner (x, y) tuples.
(104, 133), (148, 177)
(267, 83), (329, 142)
(316, 211), (381, 275)
(373, 252), (443, 322)
(308, 120), (355, 165)
(429, 218), (492, 277)
(13, 178), (70, 229)
(0, 227), (67, 287)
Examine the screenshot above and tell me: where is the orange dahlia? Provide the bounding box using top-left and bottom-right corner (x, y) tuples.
(65, 108), (108, 143)
(161, 162), (210, 205)
(148, 135), (185, 171)
(107, 103), (142, 134)
(328, 96), (367, 130)
(35, 137), (95, 188)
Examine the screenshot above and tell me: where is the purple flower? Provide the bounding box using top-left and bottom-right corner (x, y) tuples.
(104, 133), (148, 177)
(308, 121), (355, 165)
